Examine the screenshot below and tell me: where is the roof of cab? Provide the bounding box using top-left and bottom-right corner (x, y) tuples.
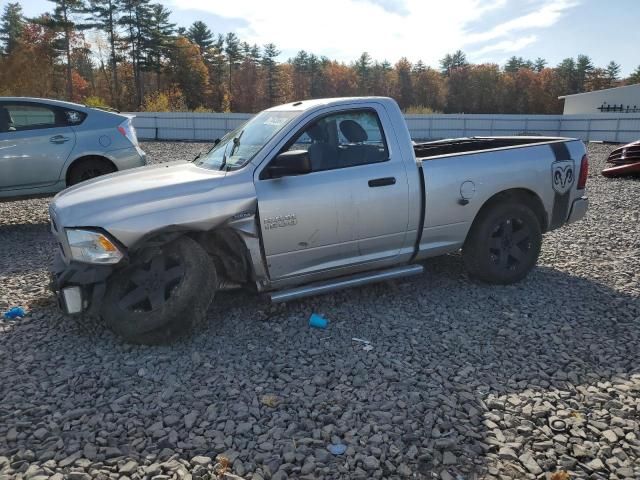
(266, 96), (396, 112)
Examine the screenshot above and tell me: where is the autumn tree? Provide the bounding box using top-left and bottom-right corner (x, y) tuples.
(0, 22), (59, 96)
(234, 42), (261, 112)
(412, 66), (446, 112)
(169, 36), (210, 108)
(394, 57), (413, 109)
(585, 68), (609, 92)
(0, 2), (25, 55)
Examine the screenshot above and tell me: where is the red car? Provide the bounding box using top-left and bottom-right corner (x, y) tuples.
(602, 140), (640, 177)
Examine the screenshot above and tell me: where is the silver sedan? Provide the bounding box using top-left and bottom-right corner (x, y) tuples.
(0, 97), (146, 199)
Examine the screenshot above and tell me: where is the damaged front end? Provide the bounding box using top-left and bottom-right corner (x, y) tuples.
(49, 209), (124, 315)
(602, 140), (640, 177)
(50, 251), (116, 315)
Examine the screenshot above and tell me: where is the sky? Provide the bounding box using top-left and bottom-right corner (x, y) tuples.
(16, 0), (640, 75)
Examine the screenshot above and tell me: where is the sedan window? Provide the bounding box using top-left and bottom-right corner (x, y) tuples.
(1, 104), (66, 132)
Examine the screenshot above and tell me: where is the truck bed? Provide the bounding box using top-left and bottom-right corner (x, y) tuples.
(414, 136), (563, 159)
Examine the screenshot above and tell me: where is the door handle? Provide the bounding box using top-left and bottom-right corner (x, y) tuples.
(368, 177), (396, 187)
(50, 135), (70, 144)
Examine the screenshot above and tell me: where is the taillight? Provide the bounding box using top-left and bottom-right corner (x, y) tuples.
(117, 118), (139, 146)
(577, 154), (588, 190)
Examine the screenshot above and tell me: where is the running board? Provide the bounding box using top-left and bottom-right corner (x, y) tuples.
(269, 264), (424, 303)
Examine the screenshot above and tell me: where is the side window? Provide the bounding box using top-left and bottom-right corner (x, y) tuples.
(282, 109), (389, 172)
(1, 104), (67, 132)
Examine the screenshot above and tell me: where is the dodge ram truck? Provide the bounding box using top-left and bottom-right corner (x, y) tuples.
(49, 97), (589, 344)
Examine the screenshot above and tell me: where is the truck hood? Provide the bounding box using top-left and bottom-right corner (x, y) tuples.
(50, 161), (256, 247)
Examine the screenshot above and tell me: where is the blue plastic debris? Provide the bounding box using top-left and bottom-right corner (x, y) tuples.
(327, 443), (347, 455)
(309, 313), (328, 329)
(3, 306), (25, 319)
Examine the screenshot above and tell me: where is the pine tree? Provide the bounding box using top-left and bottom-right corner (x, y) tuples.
(355, 52), (371, 95)
(575, 54), (594, 92)
(261, 42), (281, 107)
(119, 0), (152, 106)
(37, 0), (91, 100)
(187, 21), (213, 55)
(440, 50), (467, 76)
(224, 32), (241, 109)
(143, 3), (175, 91)
(533, 57), (547, 72)
(627, 65), (640, 85)
(86, 0), (122, 107)
(605, 61), (621, 85)
(556, 58), (577, 94)
(0, 2), (24, 55)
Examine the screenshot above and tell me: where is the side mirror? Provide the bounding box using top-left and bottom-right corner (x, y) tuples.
(267, 150), (312, 178)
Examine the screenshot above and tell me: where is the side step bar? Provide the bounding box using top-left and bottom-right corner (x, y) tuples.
(269, 264), (424, 303)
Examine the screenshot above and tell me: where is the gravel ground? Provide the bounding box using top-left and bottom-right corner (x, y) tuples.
(0, 141), (638, 480)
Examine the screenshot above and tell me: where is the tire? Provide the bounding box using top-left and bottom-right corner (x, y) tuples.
(101, 236), (217, 344)
(67, 158), (116, 185)
(462, 202), (542, 284)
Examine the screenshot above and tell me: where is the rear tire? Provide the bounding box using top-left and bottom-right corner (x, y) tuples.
(101, 236), (217, 344)
(463, 202), (542, 284)
(68, 158), (116, 185)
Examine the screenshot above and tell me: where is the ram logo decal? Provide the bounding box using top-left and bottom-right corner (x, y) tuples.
(552, 160), (574, 195)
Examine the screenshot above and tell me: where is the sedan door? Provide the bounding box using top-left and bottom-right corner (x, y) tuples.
(0, 102), (76, 190)
(255, 107), (409, 280)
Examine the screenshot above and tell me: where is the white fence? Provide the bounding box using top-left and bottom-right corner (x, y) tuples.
(126, 112), (640, 143)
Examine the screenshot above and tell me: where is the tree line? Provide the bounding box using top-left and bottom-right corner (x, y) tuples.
(1, 1), (639, 113)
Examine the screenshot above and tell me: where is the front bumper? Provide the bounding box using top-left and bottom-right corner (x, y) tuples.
(567, 196), (588, 224)
(50, 251), (114, 315)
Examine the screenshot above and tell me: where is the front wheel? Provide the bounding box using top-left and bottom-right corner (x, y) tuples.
(101, 236), (217, 344)
(462, 202), (542, 284)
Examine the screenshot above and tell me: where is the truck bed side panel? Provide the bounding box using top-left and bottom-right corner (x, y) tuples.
(415, 140), (585, 259)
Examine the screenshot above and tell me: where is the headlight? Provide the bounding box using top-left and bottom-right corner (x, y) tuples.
(66, 229), (124, 264)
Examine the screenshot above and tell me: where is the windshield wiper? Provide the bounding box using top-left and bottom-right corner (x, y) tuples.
(220, 131), (244, 171)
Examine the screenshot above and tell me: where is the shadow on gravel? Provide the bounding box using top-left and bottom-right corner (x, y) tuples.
(0, 254), (638, 479)
(0, 223), (54, 275)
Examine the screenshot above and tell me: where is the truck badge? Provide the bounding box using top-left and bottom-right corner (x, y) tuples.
(264, 214), (297, 230)
(551, 160), (574, 195)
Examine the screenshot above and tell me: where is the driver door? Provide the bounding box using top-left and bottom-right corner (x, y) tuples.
(255, 107), (409, 281)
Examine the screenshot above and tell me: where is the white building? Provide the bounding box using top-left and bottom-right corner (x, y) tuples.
(559, 83), (640, 115)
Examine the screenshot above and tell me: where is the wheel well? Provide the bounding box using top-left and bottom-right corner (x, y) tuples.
(131, 228), (253, 286)
(469, 188), (548, 237)
(66, 155), (117, 185)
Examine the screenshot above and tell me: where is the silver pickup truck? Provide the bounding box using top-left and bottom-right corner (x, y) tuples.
(49, 97), (589, 344)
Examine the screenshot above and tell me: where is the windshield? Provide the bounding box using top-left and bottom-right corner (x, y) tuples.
(194, 110), (299, 170)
